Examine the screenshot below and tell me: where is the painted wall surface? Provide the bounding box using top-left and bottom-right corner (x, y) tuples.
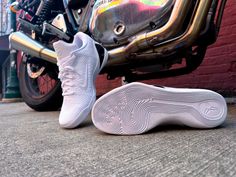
(96, 0), (236, 96)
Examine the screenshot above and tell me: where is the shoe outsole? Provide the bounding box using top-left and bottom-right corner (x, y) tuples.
(92, 82), (227, 135)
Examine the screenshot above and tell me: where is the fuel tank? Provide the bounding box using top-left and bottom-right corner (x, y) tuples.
(89, 0), (175, 47)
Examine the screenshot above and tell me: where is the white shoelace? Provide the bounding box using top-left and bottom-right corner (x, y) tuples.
(58, 66), (80, 96)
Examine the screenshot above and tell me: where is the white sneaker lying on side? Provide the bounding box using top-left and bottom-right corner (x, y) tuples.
(92, 82), (227, 135)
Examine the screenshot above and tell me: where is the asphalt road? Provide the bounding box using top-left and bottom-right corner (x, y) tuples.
(0, 102), (235, 177)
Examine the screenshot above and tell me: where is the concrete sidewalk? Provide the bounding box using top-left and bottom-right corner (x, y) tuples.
(0, 102), (235, 177)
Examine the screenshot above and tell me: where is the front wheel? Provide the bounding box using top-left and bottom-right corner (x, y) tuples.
(19, 55), (63, 111)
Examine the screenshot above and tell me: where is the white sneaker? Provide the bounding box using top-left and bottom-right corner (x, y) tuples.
(92, 82), (227, 135)
(53, 32), (108, 128)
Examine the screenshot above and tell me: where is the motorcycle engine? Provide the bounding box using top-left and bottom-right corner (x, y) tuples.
(89, 0), (175, 47)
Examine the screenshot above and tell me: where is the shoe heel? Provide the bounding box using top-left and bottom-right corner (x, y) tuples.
(197, 97), (227, 127)
(95, 43), (108, 72)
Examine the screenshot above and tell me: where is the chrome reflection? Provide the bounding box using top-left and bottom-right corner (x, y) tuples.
(89, 0), (175, 47)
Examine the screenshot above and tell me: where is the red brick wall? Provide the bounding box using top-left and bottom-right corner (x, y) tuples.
(96, 0), (236, 96)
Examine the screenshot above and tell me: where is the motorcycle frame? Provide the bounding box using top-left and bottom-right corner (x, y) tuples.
(9, 0), (228, 81)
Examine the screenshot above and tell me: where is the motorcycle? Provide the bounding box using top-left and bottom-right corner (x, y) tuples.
(9, 0), (227, 111)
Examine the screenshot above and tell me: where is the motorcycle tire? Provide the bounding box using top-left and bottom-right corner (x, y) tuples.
(19, 56), (63, 111)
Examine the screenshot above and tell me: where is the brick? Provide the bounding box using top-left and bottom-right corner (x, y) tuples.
(230, 61), (236, 72)
(195, 64), (231, 74)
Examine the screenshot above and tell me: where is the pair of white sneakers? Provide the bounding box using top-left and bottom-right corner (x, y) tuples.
(53, 32), (227, 135)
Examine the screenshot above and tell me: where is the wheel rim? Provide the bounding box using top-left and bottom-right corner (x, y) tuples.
(28, 74), (58, 98)
(23, 56), (60, 99)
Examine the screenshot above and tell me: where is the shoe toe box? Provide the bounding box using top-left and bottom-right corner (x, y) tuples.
(59, 97), (95, 128)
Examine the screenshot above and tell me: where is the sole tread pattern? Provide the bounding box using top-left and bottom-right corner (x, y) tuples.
(92, 82), (227, 135)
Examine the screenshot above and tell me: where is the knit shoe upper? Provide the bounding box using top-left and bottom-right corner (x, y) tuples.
(53, 32), (107, 128)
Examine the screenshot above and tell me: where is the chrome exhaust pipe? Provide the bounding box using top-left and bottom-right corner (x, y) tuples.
(9, 0), (212, 68)
(107, 0), (192, 64)
(9, 32), (57, 64)
(107, 0), (213, 66)
(9, 0), (192, 66)
(152, 0), (213, 54)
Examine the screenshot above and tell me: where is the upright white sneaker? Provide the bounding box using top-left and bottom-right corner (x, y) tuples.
(92, 82), (227, 135)
(53, 32), (108, 128)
